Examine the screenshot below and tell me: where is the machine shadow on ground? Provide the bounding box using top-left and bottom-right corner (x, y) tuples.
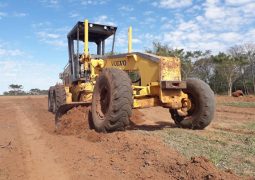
(127, 121), (178, 131)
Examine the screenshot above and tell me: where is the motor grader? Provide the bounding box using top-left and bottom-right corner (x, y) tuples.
(48, 19), (215, 132)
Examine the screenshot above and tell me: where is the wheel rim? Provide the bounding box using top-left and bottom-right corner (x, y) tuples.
(186, 93), (196, 117)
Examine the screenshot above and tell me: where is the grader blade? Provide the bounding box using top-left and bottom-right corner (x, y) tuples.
(55, 102), (91, 129)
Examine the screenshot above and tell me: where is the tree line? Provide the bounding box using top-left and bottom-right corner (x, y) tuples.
(147, 42), (255, 96)
(3, 84), (47, 95)
(3, 42), (255, 96)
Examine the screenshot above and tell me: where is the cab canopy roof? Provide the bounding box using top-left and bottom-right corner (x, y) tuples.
(67, 21), (117, 43)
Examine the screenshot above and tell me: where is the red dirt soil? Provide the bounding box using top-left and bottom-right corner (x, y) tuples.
(0, 96), (244, 179)
(56, 105), (239, 180)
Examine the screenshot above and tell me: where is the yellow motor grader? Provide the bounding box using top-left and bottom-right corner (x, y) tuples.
(48, 19), (215, 132)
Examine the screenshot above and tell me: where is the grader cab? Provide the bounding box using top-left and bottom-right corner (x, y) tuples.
(48, 19), (215, 132)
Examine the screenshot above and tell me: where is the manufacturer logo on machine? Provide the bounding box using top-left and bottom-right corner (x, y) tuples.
(111, 60), (127, 66)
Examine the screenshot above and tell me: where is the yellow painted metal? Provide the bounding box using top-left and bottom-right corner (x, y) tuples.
(102, 53), (187, 108)
(90, 59), (105, 80)
(160, 57), (181, 81)
(160, 90), (188, 108)
(133, 97), (160, 108)
(104, 54), (159, 86)
(127, 54), (137, 61)
(70, 82), (94, 102)
(61, 21), (191, 111)
(64, 86), (72, 104)
(128, 27), (132, 53)
(132, 86), (150, 97)
(84, 19), (89, 57)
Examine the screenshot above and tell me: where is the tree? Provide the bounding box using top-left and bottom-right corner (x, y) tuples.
(146, 42), (213, 80)
(146, 42), (191, 79)
(241, 43), (255, 94)
(29, 88), (41, 95)
(8, 84), (23, 95)
(29, 88), (48, 95)
(212, 52), (246, 96)
(193, 57), (214, 84)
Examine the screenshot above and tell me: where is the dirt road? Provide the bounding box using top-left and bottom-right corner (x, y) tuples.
(0, 96), (249, 179)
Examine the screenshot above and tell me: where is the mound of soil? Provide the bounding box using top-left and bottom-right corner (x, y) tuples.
(56, 106), (239, 179)
(217, 95), (255, 103)
(56, 106), (102, 142)
(232, 90), (244, 97)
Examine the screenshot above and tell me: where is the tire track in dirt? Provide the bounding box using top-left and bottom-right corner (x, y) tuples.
(13, 103), (69, 180)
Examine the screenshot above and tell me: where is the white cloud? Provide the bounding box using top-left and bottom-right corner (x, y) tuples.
(205, 5), (225, 19)
(40, 0), (59, 8)
(140, 17), (156, 25)
(225, 0), (254, 5)
(153, 0), (192, 9)
(32, 21), (51, 28)
(0, 48), (24, 56)
(13, 12), (28, 17)
(133, 38), (141, 44)
(45, 40), (66, 47)
(0, 59), (62, 94)
(219, 32), (241, 42)
(36, 31), (66, 47)
(69, 12), (80, 18)
(129, 16), (136, 21)
(37, 31), (60, 39)
(178, 21), (198, 31)
(143, 11), (153, 16)
(161, 17), (167, 22)
(93, 15), (115, 26)
(0, 12), (7, 19)
(245, 29), (255, 41)
(81, 0), (108, 5)
(119, 5), (134, 12)
(135, 0), (255, 53)
(33, 23), (69, 48)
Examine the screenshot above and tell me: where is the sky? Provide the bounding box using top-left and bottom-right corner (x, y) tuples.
(0, 0), (255, 94)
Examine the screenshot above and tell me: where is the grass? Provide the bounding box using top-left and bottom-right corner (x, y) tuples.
(136, 96), (255, 177)
(223, 102), (255, 108)
(242, 122), (255, 131)
(155, 128), (255, 177)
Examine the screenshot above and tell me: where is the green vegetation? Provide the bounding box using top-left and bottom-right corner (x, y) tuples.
(158, 129), (255, 176)
(147, 42), (255, 95)
(3, 84), (47, 96)
(139, 98), (255, 177)
(242, 122), (255, 131)
(223, 102), (255, 108)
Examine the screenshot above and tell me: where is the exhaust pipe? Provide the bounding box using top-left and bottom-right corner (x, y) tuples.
(128, 26), (132, 53)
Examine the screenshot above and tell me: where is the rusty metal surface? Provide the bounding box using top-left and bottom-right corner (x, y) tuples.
(102, 52), (160, 62)
(161, 81), (186, 89)
(160, 57), (181, 81)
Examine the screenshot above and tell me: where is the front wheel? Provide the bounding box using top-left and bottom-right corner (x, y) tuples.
(91, 68), (133, 132)
(170, 78), (215, 129)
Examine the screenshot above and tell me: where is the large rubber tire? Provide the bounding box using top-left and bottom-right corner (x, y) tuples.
(91, 68), (133, 132)
(48, 86), (55, 112)
(54, 85), (66, 112)
(170, 78), (215, 129)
